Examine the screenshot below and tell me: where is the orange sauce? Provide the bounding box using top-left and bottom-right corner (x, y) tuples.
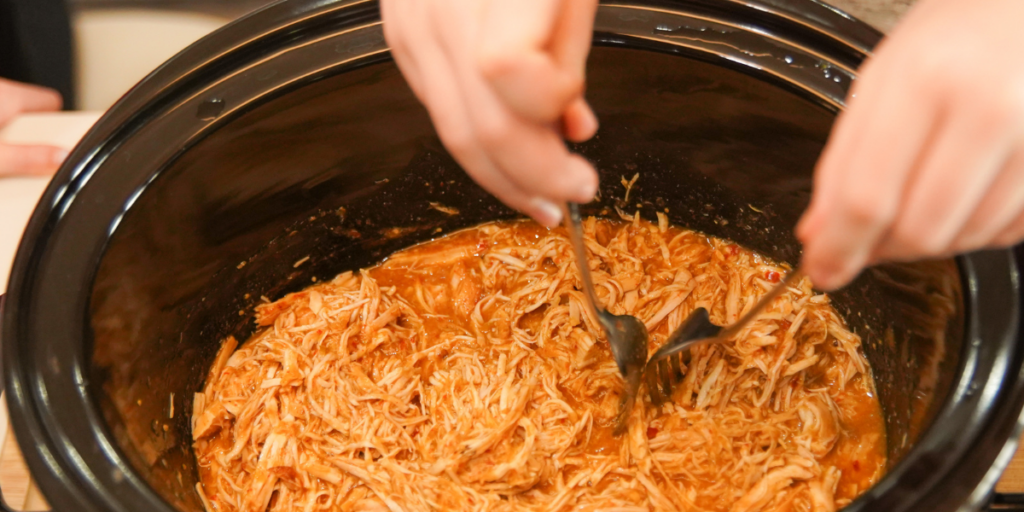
(822, 376), (887, 500)
(368, 221), (888, 503)
(196, 219), (887, 511)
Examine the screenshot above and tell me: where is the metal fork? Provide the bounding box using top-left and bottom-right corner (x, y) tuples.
(562, 203), (649, 436)
(645, 268), (804, 405)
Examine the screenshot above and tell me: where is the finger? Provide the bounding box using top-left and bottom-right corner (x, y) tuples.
(872, 94), (1020, 262)
(471, 96), (599, 205)
(798, 70), (921, 233)
(991, 202), (1024, 248)
(549, 0), (599, 142)
(797, 48), (930, 239)
(950, 146), (1024, 252)
(562, 97), (598, 142)
(0, 78), (62, 123)
(381, 0), (428, 103)
(478, 0), (588, 123)
(430, 0), (598, 204)
(416, 38), (565, 224)
(0, 143), (67, 176)
(394, 0), (566, 226)
(425, 71), (565, 225)
(462, 152), (565, 226)
(797, 54), (940, 290)
(796, 62), (888, 238)
(549, 0), (598, 71)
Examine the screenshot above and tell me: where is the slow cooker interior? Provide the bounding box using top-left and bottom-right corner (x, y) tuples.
(88, 47), (964, 510)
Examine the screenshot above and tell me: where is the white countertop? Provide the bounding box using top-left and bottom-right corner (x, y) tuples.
(0, 112), (102, 292)
(0, 112), (100, 509)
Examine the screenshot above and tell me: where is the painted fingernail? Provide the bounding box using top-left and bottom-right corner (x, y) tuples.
(530, 197), (563, 228)
(52, 149), (69, 165)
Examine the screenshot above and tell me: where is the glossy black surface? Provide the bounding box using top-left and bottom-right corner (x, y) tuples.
(2, 1), (1023, 512)
(70, 0), (276, 18)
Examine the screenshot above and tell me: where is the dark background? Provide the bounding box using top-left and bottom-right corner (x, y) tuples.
(68, 0), (275, 17)
(0, 0), (74, 107)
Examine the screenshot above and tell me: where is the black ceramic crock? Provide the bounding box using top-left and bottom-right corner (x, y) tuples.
(3, 0), (1024, 511)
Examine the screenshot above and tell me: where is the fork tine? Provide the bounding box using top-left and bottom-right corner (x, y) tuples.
(659, 359), (674, 400)
(641, 271), (800, 411)
(613, 396), (629, 435)
(646, 362), (665, 406)
(669, 351), (683, 381)
(613, 367), (643, 436)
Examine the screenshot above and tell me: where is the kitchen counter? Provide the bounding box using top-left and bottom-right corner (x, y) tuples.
(0, 112), (102, 510)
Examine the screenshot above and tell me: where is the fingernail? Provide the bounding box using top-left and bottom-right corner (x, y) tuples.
(530, 197), (563, 228)
(811, 264), (851, 291)
(577, 181), (597, 203)
(795, 216), (811, 242)
(815, 275), (840, 291)
(52, 149), (69, 165)
(795, 207), (821, 242)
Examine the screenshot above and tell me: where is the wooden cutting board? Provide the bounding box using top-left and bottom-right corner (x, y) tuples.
(0, 400), (49, 510)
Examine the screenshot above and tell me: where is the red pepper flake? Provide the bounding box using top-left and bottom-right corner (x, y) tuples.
(853, 460), (861, 471)
(647, 427), (659, 438)
(765, 270), (781, 283)
(724, 244), (739, 258)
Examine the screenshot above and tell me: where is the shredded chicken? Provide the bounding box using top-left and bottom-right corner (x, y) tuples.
(193, 218), (886, 512)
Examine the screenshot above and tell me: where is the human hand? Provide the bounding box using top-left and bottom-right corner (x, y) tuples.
(381, 0), (600, 227)
(797, 0), (1024, 290)
(0, 78), (67, 177)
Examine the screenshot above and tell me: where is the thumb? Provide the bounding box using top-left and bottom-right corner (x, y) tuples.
(478, 0), (596, 124)
(0, 144), (68, 177)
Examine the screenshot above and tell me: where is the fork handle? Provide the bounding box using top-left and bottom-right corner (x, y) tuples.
(718, 268), (804, 341)
(562, 202), (607, 329)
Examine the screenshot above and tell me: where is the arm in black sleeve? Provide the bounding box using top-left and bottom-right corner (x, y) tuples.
(0, 0), (75, 109)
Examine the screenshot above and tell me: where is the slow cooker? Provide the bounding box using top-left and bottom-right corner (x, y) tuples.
(4, 0), (1024, 510)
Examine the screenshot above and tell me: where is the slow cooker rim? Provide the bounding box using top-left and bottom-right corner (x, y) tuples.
(4, 1), (1023, 512)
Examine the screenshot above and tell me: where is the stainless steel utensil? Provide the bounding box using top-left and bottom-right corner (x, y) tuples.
(646, 268), (804, 405)
(562, 203), (649, 435)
